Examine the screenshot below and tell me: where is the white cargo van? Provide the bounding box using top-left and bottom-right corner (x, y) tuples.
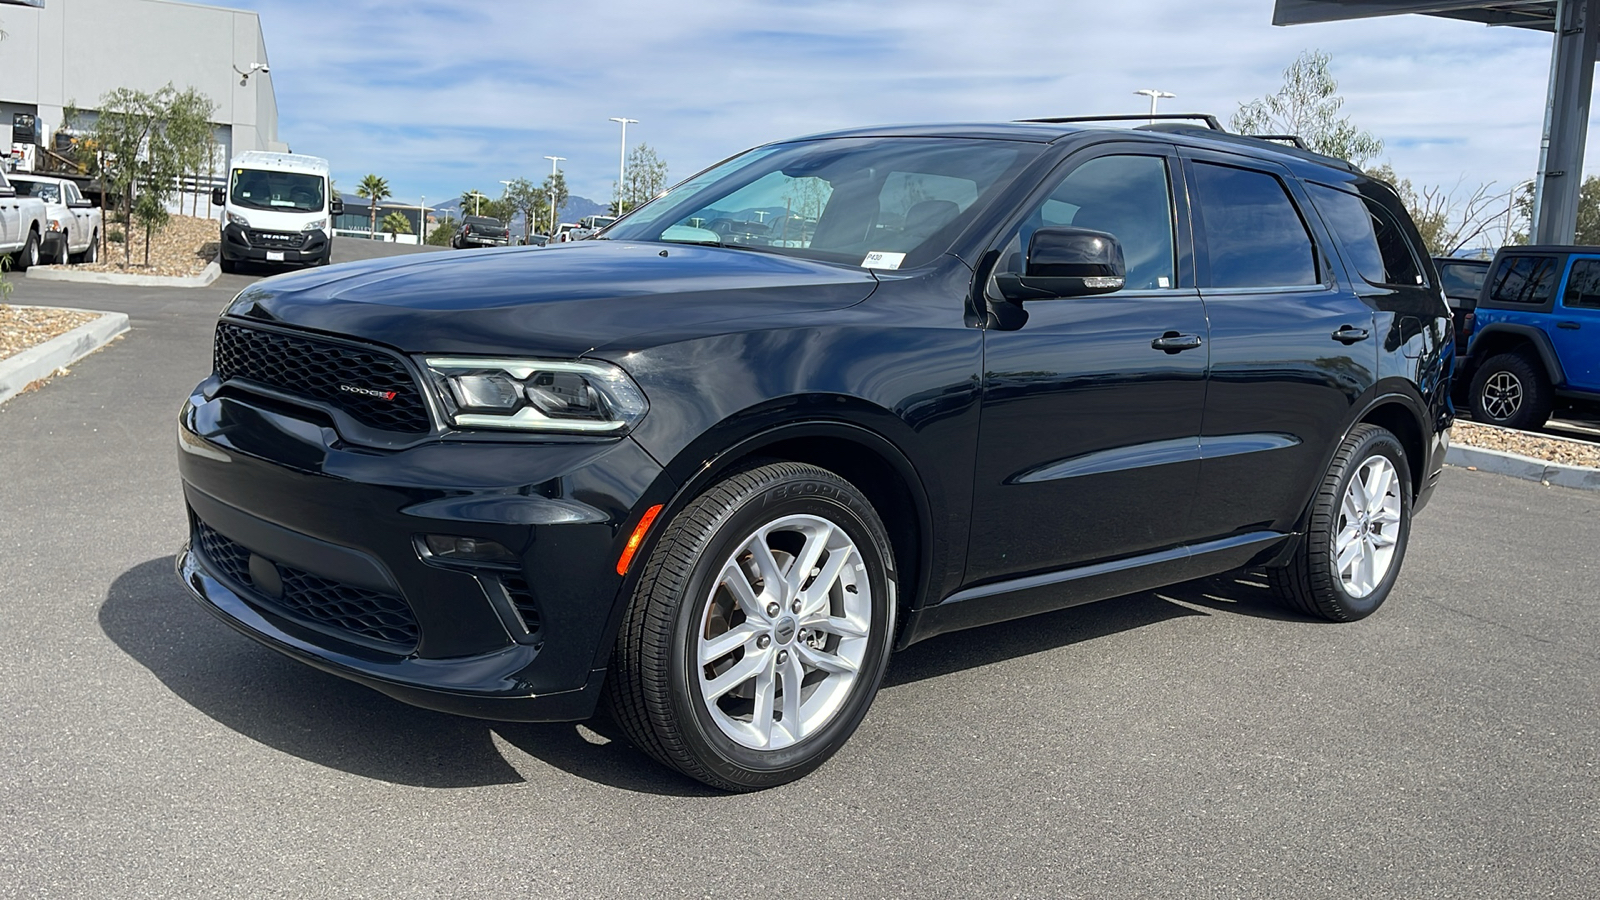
(211, 151), (343, 272)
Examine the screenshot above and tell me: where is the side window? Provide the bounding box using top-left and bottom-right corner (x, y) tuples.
(1307, 183), (1422, 287)
(1563, 259), (1600, 309)
(1000, 154), (1176, 291)
(1438, 262), (1488, 302)
(1192, 162), (1319, 288)
(1489, 257), (1559, 305)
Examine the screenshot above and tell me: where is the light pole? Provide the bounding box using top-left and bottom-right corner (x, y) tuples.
(544, 155), (565, 236)
(1133, 89), (1175, 123)
(420, 195), (426, 243)
(499, 179), (514, 237)
(609, 116), (637, 214)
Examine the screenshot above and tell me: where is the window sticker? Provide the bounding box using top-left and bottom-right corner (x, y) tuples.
(1157, 276), (1170, 288)
(861, 251), (905, 270)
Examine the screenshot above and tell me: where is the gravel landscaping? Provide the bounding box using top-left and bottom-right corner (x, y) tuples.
(0, 304), (99, 361)
(1452, 419), (1600, 468)
(77, 214), (219, 277)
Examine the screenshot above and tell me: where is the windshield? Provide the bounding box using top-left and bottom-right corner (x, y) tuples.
(229, 168), (326, 213)
(604, 137), (1037, 268)
(12, 179), (61, 203)
(465, 216), (503, 229)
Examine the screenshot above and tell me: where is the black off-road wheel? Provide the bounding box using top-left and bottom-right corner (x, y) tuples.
(1469, 351), (1552, 431)
(606, 462), (898, 791)
(1268, 424), (1411, 622)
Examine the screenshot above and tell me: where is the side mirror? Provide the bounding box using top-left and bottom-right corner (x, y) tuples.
(995, 226), (1126, 301)
(211, 187), (226, 206)
(0, 185), (14, 199)
(330, 198), (344, 216)
(69, 198), (94, 209)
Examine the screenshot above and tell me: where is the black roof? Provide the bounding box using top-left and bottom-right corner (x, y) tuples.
(1497, 244), (1600, 254)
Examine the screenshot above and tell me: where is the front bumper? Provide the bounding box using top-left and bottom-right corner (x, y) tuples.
(221, 223), (330, 264)
(176, 384), (668, 721)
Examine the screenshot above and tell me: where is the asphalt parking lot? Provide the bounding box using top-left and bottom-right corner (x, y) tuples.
(2, 244), (1597, 898)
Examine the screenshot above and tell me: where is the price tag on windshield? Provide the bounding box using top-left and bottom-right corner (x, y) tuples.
(861, 252), (905, 270)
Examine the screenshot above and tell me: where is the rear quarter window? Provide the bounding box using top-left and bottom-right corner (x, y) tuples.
(1306, 183), (1423, 288)
(1486, 256), (1560, 307)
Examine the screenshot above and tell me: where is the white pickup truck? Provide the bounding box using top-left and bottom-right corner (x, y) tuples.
(0, 169), (52, 270)
(8, 174), (102, 264)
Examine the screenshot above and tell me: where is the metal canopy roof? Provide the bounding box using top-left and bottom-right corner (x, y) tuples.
(1272, 0), (1593, 246)
(1273, 1), (1558, 30)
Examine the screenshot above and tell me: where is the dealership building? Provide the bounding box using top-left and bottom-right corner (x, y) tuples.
(0, 0), (283, 170)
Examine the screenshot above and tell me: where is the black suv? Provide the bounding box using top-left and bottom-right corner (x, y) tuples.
(177, 118), (1452, 790)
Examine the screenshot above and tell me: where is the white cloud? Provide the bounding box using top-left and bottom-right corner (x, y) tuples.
(232, 0), (1567, 214)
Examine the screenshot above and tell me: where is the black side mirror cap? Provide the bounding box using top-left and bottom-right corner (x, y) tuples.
(997, 225), (1126, 301)
(211, 187), (226, 206)
(330, 198), (344, 216)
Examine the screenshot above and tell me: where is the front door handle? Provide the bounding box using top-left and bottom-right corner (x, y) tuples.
(1332, 325), (1371, 344)
(1557, 321), (1581, 330)
(1151, 332), (1204, 353)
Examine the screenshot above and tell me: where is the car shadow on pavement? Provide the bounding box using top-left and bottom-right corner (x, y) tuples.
(100, 557), (708, 796)
(884, 570), (1312, 687)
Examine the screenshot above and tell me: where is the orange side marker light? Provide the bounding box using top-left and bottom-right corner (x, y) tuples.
(616, 504), (664, 576)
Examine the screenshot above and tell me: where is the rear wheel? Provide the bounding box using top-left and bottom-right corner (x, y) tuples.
(606, 462), (897, 791)
(1269, 424), (1411, 622)
(1470, 351), (1552, 431)
(72, 231), (98, 265)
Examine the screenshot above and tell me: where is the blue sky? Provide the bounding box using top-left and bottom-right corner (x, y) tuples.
(228, 0), (1565, 228)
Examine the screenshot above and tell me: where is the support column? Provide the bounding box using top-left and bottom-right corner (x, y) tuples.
(1533, 0), (1600, 245)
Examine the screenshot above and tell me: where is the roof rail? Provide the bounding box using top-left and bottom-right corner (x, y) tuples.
(1246, 134), (1310, 150)
(1018, 113), (1225, 131)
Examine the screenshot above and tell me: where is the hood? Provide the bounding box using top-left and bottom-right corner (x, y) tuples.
(230, 206), (327, 231)
(225, 240), (879, 358)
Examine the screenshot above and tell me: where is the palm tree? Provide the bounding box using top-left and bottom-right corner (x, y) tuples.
(356, 174), (391, 236)
(461, 189), (487, 217)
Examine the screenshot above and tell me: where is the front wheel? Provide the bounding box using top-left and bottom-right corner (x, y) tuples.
(606, 462), (898, 791)
(13, 231), (41, 271)
(1268, 423), (1411, 622)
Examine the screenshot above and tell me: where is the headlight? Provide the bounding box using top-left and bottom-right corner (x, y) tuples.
(424, 357), (648, 434)
(227, 211), (250, 228)
(301, 218), (329, 232)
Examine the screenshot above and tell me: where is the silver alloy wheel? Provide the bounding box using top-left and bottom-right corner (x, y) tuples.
(26, 236), (38, 267)
(1333, 454), (1402, 598)
(1482, 370), (1523, 420)
(696, 513), (871, 750)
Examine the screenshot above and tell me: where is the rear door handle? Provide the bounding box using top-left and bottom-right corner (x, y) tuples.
(1332, 326), (1371, 344)
(1151, 332), (1204, 353)
(1557, 321), (1581, 330)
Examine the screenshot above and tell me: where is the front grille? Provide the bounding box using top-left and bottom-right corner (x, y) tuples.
(245, 229), (309, 250)
(193, 520), (420, 651)
(213, 321), (431, 434)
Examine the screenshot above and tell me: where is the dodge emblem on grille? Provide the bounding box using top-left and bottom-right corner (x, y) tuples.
(339, 384), (398, 400)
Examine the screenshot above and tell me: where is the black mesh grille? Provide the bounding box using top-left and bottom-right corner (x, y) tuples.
(193, 520), (419, 651)
(245, 229), (310, 250)
(213, 321), (431, 434)
(501, 574), (542, 638)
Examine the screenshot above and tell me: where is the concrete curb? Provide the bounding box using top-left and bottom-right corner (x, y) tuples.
(1446, 444), (1600, 491)
(24, 257), (220, 288)
(0, 308), (131, 406)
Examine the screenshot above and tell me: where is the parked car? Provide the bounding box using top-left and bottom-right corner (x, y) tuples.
(0, 169), (51, 270)
(551, 222), (579, 242)
(7, 174), (103, 265)
(1435, 256), (1491, 355)
(212, 151), (342, 273)
(1462, 245), (1600, 429)
(176, 117), (1451, 791)
(563, 214), (617, 242)
(452, 216), (510, 249)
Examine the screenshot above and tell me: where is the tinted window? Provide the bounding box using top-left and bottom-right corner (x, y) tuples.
(1002, 154), (1176, 291)
(1193, 163), (1318, 288)
(1489, 256), (1559, 305)
(1563, 259), (1600, 309)
(1308, 186), (1422, 287)
(1438, 261), (1488, 302)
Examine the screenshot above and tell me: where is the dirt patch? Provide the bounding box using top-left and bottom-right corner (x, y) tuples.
(78, 215), (219, 278)
(1453, 420), (1600, 469)
(0, 304), (99, 361)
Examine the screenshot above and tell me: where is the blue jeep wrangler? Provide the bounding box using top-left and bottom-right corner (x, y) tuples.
(1464, 246), (1600, 430)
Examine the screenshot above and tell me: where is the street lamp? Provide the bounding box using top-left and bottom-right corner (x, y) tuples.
(544, 155), (565, 236)
(1133, 89), (1175, 123)
(609, 116), (637, 214)
(420, 194), (426, 243)
(499, 179), (514, 237)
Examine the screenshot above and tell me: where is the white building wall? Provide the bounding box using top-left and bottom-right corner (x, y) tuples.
(0, 0), (279, 158)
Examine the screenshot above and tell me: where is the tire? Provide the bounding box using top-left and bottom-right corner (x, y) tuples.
(13, 230), (41, 271)
(606, 462), (898, 791)
(50, 232), (68, 265)
(1470, 352), (1552, 431)
(72, 232), (98, 265)
(1268, 423), (1411, 622)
